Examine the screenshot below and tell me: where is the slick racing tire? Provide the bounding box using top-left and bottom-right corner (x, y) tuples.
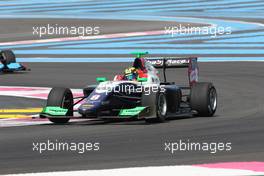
(47, 87), (73, 124)
(190, 82), (217, 117)
(155, 92), (167, 122)
(0, 50), (16, 65)
(144, 91), (168, 123)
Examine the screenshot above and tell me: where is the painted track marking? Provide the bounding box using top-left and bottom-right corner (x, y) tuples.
(0, 108), (42, 113)
(0, 114), (30, 119)
(4, 162), (264, 176)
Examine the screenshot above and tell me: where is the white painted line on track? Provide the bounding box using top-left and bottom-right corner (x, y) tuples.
(0, 86), (85, 127)
(3, 165), (264, 176)
(0, 24), (213, 46)
(0, 30), (165, 46)
(0, 86), (83, 100)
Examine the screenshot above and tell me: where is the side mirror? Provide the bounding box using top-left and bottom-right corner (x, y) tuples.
(96, 77), (107, 83)
(137, 77), (148, 82)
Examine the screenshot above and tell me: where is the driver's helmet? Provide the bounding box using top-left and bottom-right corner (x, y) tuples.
(124, 67), (137, 81)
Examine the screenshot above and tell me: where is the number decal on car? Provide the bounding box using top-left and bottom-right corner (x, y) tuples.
(90, 94), (100, 100)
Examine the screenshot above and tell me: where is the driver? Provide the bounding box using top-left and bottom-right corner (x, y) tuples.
(124, 67), (138, 81)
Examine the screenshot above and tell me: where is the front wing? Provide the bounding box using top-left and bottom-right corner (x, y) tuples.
(40, 106), (151, 119)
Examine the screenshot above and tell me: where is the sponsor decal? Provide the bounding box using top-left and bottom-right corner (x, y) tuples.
(119, 107), (146, 116)
(147, 58), (189, 67)
(190, 68), (198, 82)
(81, 104), (94, 109)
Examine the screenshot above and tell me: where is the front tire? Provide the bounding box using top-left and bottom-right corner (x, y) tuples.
(156, 92), (167, 122)
(145, 91), (168, 123)
(47, 87), (73, 124)
(190, 82), (217, 117)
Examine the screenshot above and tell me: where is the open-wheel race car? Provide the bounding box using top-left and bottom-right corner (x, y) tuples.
(0, 49), (29, 73)
(40, 52), (217, 124)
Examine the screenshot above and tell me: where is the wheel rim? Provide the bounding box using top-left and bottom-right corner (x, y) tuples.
(209, 88), (217, 111)
(61, 92), (73, 116)
(158, 94), (167, 116)
(62, 93), (72, 108)
(61, 96), (66, 107)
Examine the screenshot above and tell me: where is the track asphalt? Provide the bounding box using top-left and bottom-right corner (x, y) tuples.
(0, 62), (264, 174)
(0, 0), (264, 174)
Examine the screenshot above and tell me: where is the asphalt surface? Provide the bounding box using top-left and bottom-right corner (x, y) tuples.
(0, 96), (44, 109)
(0, 62), (264, 174)
(0, 1), (264, 174)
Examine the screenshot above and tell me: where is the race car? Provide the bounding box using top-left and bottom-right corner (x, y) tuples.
(40, 52), (217, 124)
(0, 50), (28, 73)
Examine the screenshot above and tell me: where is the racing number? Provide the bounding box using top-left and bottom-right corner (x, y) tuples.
(90, 94), (100, 100)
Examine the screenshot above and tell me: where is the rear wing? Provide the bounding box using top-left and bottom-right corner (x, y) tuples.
(146, 57), (199, 86)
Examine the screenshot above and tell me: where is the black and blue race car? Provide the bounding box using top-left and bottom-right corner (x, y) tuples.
(0, 50), (28, 73)
(40, 52), (217, 124)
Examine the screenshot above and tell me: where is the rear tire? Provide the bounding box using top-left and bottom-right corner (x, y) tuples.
(190, 82), (217, 117)
(47, 87), (73, 124)
(0, 50), (16, 65)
